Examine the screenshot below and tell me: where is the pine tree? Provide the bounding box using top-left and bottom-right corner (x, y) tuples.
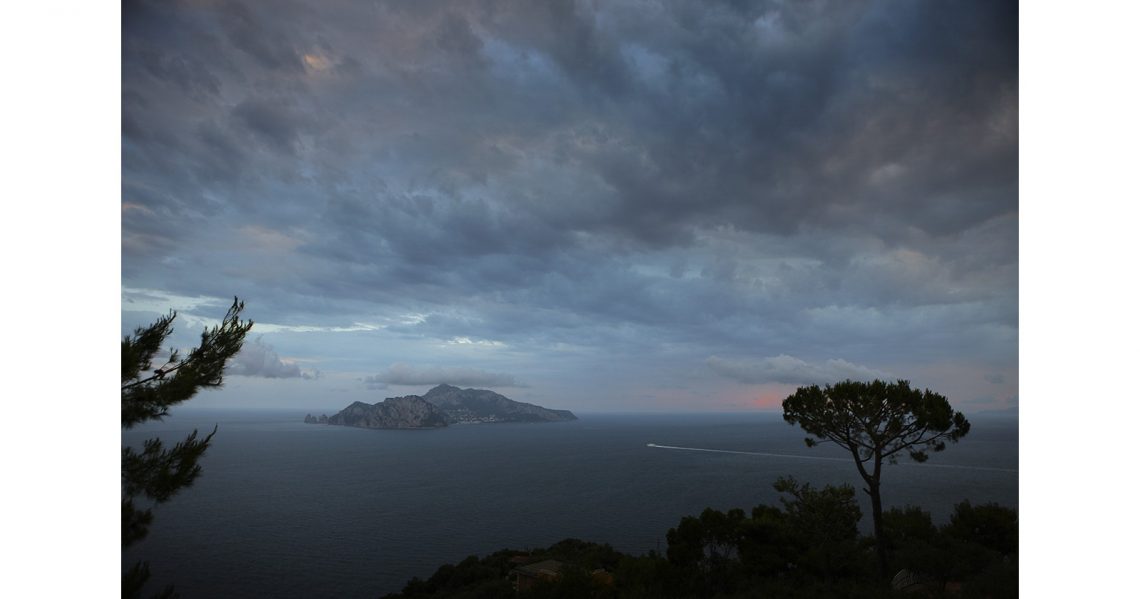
(782, 379), (970, 580)
(121, 298), (253, 598)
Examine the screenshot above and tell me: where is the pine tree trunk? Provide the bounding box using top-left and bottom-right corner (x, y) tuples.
(868, 480), (888, 580)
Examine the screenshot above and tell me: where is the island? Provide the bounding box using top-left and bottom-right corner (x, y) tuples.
(304, 384), (577, 429)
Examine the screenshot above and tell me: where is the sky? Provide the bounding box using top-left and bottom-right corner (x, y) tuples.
(121, 0), (1018, 413)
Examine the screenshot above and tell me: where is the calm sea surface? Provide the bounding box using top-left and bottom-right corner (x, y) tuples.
(123, 410), (1017, 598)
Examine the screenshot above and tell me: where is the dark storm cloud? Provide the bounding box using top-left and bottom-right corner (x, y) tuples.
(122, 0), (1018, 408)
(232, 99), (306, 153)
(483, 0), (634, 96)
(219, 1), (307, 73)
(193, 120), (250, 184)
(132, 44), (222, 99)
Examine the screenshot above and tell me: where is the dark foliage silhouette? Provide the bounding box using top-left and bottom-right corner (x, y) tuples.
(121, 298), (252, 598)
(380, 478), (1016, 598)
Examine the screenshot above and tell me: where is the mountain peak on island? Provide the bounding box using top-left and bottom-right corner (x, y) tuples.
(420, 385), (577, 423)
(425, 383), (462, 395)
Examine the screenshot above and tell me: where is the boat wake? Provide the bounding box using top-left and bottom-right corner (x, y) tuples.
(645, 443), (1017, 474)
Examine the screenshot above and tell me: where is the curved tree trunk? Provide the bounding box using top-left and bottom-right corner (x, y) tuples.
(867, 479), (888, 580)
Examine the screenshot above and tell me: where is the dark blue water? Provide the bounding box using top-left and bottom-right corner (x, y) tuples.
(123, 411), (1017, 598)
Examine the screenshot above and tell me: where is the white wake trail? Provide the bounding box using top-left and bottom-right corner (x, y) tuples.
(645, 443), (1017, 474)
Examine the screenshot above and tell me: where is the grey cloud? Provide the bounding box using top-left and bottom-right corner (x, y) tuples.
(229, 337), (311, 379)
(131, 42), (222, 99)
(233, 99), (305, 153)
(363, 379), (389, 391)
(706, 354), (891, 386)
(365, 363), (523, 388)
(984, 373), (1005, 385)
(220, 1), (304, 73)
(434, 12), (486, 65)
(193, 121), (250, 184)
(486, 0), (633, 96)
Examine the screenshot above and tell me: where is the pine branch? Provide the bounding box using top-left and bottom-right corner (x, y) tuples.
(122, 427), (218, 503)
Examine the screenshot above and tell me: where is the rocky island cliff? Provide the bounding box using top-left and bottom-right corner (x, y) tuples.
(305, 384), (577, 429)
(309, 395), (449, 429)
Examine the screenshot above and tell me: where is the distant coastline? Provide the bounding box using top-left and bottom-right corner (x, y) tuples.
(305, 384), (577, 429)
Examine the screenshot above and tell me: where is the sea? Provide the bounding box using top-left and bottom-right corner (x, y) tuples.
(122, 410), (1018, 598)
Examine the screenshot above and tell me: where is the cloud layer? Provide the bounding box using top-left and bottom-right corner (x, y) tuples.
(121, 0), (1018, 410)
(706, 355), (891, 386)
(364, 364), (522, 389)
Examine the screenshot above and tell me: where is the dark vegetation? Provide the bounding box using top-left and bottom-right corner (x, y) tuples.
(121, 299), (253, 598)
(383, 381), (1012, 598)
(381, 478), (1017, 598)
